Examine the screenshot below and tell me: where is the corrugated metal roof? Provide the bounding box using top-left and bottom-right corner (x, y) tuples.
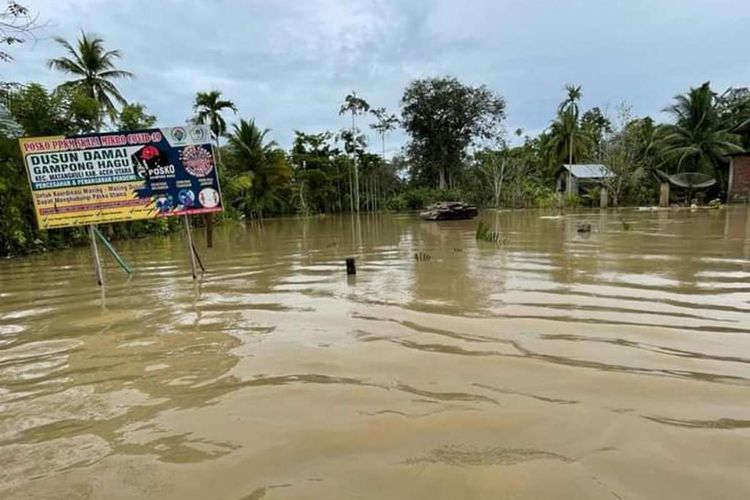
(562, 164), (613, 179)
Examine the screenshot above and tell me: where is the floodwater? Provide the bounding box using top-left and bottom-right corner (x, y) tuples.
(1, 207), (749, 500)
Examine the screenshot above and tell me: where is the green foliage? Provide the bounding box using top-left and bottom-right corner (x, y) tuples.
(193, 90), (236, 142)
(413, 251), (432, 261)
(542, 85), (594, 170)
(9, 83), (99, 135)
(401, 76), (505, 189)
(48, 31), (133, 125)
(580, 106), (612, 160)
(564, 192), (582, 207)
(658, 82), (742, 186)
(224, 118), (292, 218)
(118, 102), (156, 131)
(475, 221), (502, 243)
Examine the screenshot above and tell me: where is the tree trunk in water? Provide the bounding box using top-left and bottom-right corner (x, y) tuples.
(495, 159), (506, 207)
(353, 157), (360, 212)
(348, 164), (354, 213)
(351, 111), (360, 213)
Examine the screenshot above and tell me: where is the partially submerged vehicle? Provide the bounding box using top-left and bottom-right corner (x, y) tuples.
(420, 201), (478, 221)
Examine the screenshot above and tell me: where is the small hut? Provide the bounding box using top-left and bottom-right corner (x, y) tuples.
(555, 164), (613, 206)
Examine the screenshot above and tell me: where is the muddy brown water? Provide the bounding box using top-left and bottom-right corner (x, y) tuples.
(1, 208), (749, 499)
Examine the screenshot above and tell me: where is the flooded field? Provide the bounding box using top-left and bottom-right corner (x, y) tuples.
(1, 207), (749, 499)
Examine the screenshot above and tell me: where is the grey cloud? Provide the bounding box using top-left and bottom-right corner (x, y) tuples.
(7, 0), (750, 153)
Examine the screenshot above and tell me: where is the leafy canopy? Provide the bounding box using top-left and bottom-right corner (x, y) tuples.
(401, 76), (505, 188)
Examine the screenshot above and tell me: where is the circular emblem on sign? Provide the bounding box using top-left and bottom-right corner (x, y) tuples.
(180, 145), (214, 177)
(171, 127), (186, 142)
(178, 188), (196, 208)
(155, 195), (174, 213)
(198, 187), (220, 208)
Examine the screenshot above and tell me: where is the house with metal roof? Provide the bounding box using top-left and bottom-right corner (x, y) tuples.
(555, 164), (613, 196)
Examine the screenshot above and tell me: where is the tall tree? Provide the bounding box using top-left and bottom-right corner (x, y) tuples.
(193, 90), (237, 159)
(339, 91), (370, 211)
(292, 131), (342, 213)
(369, 107), (399, 159)
(658, 82), (742, 186)
(47, 31), (133, 127)
(557, 84), (582, 167)
(368, 107), (398, 210)
(544, 110), (593, 169)
(580, 107), (612, 161)
(401, 76), (505, 189)
(193, 90), (237, 245)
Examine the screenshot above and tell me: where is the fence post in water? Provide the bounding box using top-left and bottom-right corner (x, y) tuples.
(346, 257), (356, 275)
(205, 214), (214, 248)
(184, 215), (198, 279)
(600, 187), (609, 208)
(660, 182), (670, 207)
(89, 224), (104, 286)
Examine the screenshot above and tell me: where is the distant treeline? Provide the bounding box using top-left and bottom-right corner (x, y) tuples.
(2, 30), (750, 256)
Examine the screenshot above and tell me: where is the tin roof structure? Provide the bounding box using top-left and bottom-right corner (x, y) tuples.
(561, 164), (613, 179)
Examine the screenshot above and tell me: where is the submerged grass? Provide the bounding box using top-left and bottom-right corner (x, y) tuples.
(414, 251), (432, 261)
(476, 221), (504, 243)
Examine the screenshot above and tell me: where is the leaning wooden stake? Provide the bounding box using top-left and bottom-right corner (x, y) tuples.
(89, 224), (104, 286)
(183, 215), (198, 279)
(93, 226), (133, 275)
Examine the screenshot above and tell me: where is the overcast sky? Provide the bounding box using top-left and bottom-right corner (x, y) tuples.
(7, 0), (750, 154)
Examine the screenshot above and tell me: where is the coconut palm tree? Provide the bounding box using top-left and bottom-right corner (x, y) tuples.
(226, 119), (291, 218)
(193, 90), (237, 160)
(47, 31), (133, 127)
(192, 90), (237, 243)
(545, 108), (593, 167)
(369, 107), (399, 159)
(659, 82), (742, 185)
(557, 84), (583, 167)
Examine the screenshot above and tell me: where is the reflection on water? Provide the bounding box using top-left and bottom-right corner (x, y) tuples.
(1, 207), (749, 499)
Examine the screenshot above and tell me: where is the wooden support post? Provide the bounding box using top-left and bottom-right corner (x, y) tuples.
(184, 215), (198, 280)
(205, 214), (213, 248)
(659, 182), (670, 207)
(346, 257), (356, 275)
(600, 187), (609, 208)
(89, 225), (104, 286)
(94, 226), (133, 275)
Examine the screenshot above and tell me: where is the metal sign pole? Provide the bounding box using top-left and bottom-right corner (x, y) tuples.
(89, 224), (104, 286)
(183, 215), (198, 279)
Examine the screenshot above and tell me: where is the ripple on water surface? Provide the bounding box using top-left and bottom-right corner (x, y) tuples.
(0, 208), (749, 499)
